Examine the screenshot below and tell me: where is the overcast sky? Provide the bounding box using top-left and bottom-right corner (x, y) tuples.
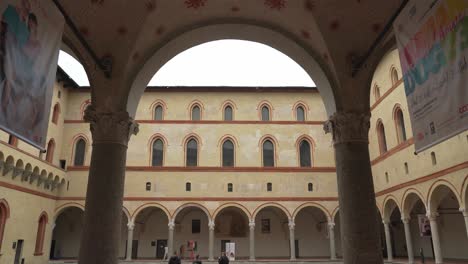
(58, 40), (315, 87)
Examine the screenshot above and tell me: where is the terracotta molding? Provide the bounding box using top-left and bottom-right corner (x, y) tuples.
(371, 79), (403, 111)
(375, 161), (468, 197)
(69, 86), (319, 93)
(0, 140), (66, 172)
(0, 181), (57, 200)
(371, 138), (414, 166)
(66, 166), (337, 173)
(65, 120), (325, 125)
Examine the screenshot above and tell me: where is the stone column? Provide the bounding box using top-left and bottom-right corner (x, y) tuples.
(401, 217), (414, 264)
(168, 221), (175, 257)
(427, 212), (443, 264)
(460, 208), (468, 239)
(249, 220), (255, 261)
(289, 219), (296, 260)
(328, 221), (337, 260)
(324, 112), (383, 264)
(383, 220), (393, 262)
(208, 220), (215, 261)
(78, 107), (139, 264)
(126, 221), (135, 261)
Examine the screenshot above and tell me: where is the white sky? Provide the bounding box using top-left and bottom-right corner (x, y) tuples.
(58, 40), (315, 87)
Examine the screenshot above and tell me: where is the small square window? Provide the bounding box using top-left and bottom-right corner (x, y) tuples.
(267, 183), (272, 192)
(227, 183), (233, 192)
(192, 219), (201, 233)
(146, 182), (151, 191)
(186, 182), (191, 192)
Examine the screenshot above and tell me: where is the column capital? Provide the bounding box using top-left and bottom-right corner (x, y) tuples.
(327, 222), (335, 229)
(84, 105), (139, 146)
(127, 221), (135, 231)
(168, 221), (175, 230)
(324, 111), (371, 144)
(426, 211), (439, 220)
(401, 217), (411, 224)
(288, 219), (295, 230)
(382, 220), (391, 225)
(249, 220), (255, 230)
(208, 220), (215, 231)
(460, 207), (468, 217)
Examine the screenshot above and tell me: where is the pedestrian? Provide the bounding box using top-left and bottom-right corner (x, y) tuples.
(193, 254), (202, 264)
(218, 252), (229, 264)
(168, 251), (181, 264)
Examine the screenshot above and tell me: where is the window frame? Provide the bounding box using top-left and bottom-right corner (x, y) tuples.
(153, 105), (164, 121)
(298, 139), (313, 167)
(73, 137), (87, 166)
(376, 120), (388, 155)
(185, 138), (199, 167)
(262, 139), (276, 167)
(393, 107), (407, 144)
(223, 105), (233, 121)
(222, 139), (235, 167)
(34, 212), (48, 256)
(45, 139), (55, 163)
(51, 103), (61, 124)
(151, 138), (164, 167)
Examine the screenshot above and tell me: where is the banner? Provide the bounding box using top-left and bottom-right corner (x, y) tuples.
(0, 0), (63, 149)
(394, 0), (468, 153)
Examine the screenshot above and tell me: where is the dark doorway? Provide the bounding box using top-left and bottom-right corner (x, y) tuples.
(132, 240), (139, 259)
(156, 240), (168, 259)
(221, 240), (230, 253)
(49, 240), (56, 259)
(14, 240), (24, 264)
(295, 240), (299, 258)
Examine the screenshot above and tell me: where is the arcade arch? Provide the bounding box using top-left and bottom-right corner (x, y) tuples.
(132, 206), (169, 260)
(294, 206), (330, 258)
(213, 206), (250, 258)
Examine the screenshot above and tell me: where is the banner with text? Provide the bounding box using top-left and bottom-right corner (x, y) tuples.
(0, 0), (63, 149)
(394, 0), (468, 153)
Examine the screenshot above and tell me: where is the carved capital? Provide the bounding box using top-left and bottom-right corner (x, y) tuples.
(208, 220), (215, 231)
(127, 221), (135, 231)
(324, 111), (370, 144)
(426, 211), (439, 220)
(401, 217), (411, 224)
(288, 219), (295, 230)
(460, 208), (468, 217)
(249, 220), (255, 230)
(168, 221), (175, 230)
(327, 222), (335, 229)
(84, 105), (139, 146)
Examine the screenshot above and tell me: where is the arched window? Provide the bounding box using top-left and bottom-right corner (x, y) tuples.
(377, 121), (388, 154)
(394, 108), (407, 143)
(374, 85), (381, 101)
(222, 140), (234, 167)
(81, 101), (91, 120)
(299, 140), (312, 167)
(267, 182), (272, 192)
(296, 106), (305, 121)
(52, 103), (60, 124)
(227, 183), (233, 192)
(154, 105), (163, 120)
(34, 213), (48, 256)
(0, 200), (9, 252)
(391, 67), (399, 85)
(308, 183), (313, 192)
(8, 135), (18, 146)
(186, 138), (198, 166)
(186, 182), (191, 192)
(46, 139), (55, 163)
(152, 139), (164, 166)
(191, 105), (201, 121)
(431, 152), (437, 165)
(262, 140), (275, 167)
(224, 105), (233, 121)
(261, 105), (270, 121)
(74, 138), (86, 166)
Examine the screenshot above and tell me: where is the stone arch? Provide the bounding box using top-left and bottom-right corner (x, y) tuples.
(212, 203), (252, 221)
(131, 203), (171, 221)
(34, 211), (49, 255)
(54, 203), (85, 221)
(462, 174), (468, 211)
(292, 202), (331, 221)
(128, 23), (337, 119)
(172, 203), (212, 220)
(401, 189), (427, 218)
(79, 99), (92, 120)
(252, 202), (291, 220)
(427, 180), (462, 213)
(3, 155), (15, 176)
(51, 203), (85, 259)
(382, 196), (400, 222)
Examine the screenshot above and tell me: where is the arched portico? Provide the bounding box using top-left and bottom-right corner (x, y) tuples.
(50, 206), (84, 260)
(382, 198), (407, 262)
(213, 206), (251, 259)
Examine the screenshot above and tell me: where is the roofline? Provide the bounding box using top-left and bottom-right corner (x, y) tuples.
(68, 86), (318, 93)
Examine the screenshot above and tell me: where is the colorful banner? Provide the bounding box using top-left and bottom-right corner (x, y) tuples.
(394, 0), (468, 153)
(0, 0), (63, 149)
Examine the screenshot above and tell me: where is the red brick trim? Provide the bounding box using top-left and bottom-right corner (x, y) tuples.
(70, 86), (319, 93)
(371, 138), (414, 165)
(0, 181), (57, 200)
(371, 79), (403, 111)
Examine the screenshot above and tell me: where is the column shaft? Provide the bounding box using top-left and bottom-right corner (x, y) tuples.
(289, 222), (296, 260)
(208, 226), (214, 261)
(402, 218), (414, 264)
(383, 222), (393, 261)
(325, 112), (383, 264)
(126, 224), (134, 261)
(462, 210), (468, 239)
(329, 222), (337, 260)
(249, 222), (255, 261)
(168, 222), (174, 257)
(428, 214), (443, 264)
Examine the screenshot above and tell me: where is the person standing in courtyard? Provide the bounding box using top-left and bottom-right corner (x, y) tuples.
(192, 254), (202, 264)
(168, 251), (181, 264)
(218, 252), (229, 264)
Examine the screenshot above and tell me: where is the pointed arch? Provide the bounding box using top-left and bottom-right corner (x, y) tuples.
(374, 84), (381, 102)
(149, 99), (168, 121)
(34, 211), (49, 256)
(0, 199), (10, 251)
(80, 99), (91, 120)
(149, 134), (168, 166)
(376, 119), (388, 154)
(72, 136), (88, 166)
(45, 139), (56, 163)
(390, 66), (399, 86)
(259, 135), (278, 167)
(51, 103), (61, 124)
(188, 100), (204, 121)
(292, 101), (309, 121)
(295, 135), (315, 167)
(219, 136), (237, 167)
(221, 100), (236, 121)
(257, 100), (274, 121)
(392, 104), (407, 144)
(183, 134), (202, 167)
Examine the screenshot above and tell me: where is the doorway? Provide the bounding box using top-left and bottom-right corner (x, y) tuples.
(221, 240), (230, 253)
(49, 240), (56, 259)
(131, 240), (139, 259)
(156, 240), (168, 259)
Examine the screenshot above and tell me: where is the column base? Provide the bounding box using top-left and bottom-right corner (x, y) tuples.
(249, 258), (255, 261)
(208, 258), (214, 261)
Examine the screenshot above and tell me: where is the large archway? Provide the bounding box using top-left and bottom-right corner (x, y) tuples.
(50, 207), (84, 259)
(253, 205), (291, 259)
(382, 199), (407, 260)
(133, 206), (170, 260)
(128, 23), (337, 118)
(294, 206), (330, 259)
(213, 206), (250, 259)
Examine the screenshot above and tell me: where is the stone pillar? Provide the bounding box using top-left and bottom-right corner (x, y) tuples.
(289, 219), (296, 260)
(324, 112), (383, 264)
(208, 220), (215, 261)
(427, 212), (443, 264)
(460, 208), (468, 239)
(249, 220), (255, 261)
(328, 221), (337, 260)
(383, 220), (393, 262)
(126, 221), (135, 261)
(78, 107), (139, 264)
(401, 217), (414, 264)
(168, 221), (175, 257)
